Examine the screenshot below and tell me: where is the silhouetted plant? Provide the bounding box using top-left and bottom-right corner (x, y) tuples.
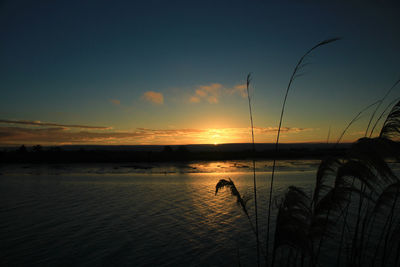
(379, 99), (400, 139)
(366, 78), (400, 137)
(215, 74), (400, 266)
(370, 97), (400, 138)
(215, 178), (256, 235)
(266, 37), (340, 266)
(246, 72), (261, 266)
(269, 132), (400, 266)
(335, 101), (379, 146)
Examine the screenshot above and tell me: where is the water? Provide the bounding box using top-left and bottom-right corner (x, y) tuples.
(0, 160), (318, 266)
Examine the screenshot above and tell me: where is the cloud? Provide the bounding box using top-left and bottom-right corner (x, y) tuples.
(229, 84), (247, 98)
(253, 126), (312, 134)
(110, 99), (121, 105)
(0, 125), (313, 145)
(0, 126), (205, 145)
(208, 96), (218, 104)
(142, 91), (164, 104)
(0, 119), (111, 129)
(0, 126), (129, 144)
(197, 83), (223, 95)
(195, 89), (207, 97)
(189, 96), (201, 103)
(192, 83), (222, 104)
(189, 83), (247, 104)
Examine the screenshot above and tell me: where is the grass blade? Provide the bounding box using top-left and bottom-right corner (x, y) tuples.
(266, 37), (340, 267)
(246, 73), (261, 267)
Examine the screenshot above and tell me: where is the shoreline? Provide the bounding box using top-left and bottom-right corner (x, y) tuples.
(0, 147), (347, 164)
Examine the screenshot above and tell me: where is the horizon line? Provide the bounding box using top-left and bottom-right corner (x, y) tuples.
(0, 141), (355, 147)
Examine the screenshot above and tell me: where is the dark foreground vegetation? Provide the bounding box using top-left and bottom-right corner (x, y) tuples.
(215, 38), (400, 267)
(217, 102), (400, 267)
(0, 144), (348, 164)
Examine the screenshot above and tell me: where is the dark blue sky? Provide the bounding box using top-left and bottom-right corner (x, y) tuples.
(1, 0), (400, 145)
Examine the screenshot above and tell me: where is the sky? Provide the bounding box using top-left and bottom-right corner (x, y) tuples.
(1, 0), (400, 145)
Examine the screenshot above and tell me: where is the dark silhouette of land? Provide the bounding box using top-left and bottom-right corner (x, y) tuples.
(0, 143), (350, 164)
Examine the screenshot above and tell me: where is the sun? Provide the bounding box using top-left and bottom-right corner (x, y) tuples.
(197, 128), (240, 145)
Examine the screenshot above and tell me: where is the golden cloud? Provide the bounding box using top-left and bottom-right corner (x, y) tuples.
(142, 91), (164, 104)
(0, 125), (313, 145)
(0, 119), (111, 129)
(189, 83), (247, 104)
(231, 84), (247, 98)
(189, 96), (201, 103)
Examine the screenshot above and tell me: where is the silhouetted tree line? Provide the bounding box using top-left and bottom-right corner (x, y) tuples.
(0, 144), (348, 163)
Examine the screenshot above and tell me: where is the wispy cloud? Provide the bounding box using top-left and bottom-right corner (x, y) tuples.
(195, 83), (223, 104)
(142, 91), (164, 104)
(228, 84), (247, 98)
(0, 119), (111, 129)
(189, 83), (247, 104)
(0, 125), (313, 145)
(253, 126), (312, 134)
(189, 96), (201, 103)
(110, 99), (121, 105)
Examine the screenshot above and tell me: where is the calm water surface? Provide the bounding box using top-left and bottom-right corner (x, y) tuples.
(0, 160), (318, 266)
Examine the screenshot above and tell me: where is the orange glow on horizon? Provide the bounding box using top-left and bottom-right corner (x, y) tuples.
(0, 123), (368, 146)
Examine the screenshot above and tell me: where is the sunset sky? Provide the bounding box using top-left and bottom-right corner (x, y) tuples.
(1, 0), (400, 145)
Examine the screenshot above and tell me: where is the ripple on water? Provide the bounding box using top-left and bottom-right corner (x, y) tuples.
(0, 167), (316, 266)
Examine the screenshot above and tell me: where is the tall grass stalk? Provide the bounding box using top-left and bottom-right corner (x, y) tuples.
(336, 101), (386, 262)
(350, 182), (367, 264)
(365, 78), (400, 137)
(326, 125), (331, 144)
(381, 186), (399, 266)
(335, 100), (379, 146)
(334, 100), (388, 265)
(246, 73), (261, 267)
(266, 38), (340, 266)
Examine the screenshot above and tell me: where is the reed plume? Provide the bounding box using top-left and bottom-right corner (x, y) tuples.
(365, 78), (400, 137)
(215, 178), (256, 236)
(369, 97), (400, 138)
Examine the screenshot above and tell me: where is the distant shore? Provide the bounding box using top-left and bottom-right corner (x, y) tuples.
(0, 143), (350, 163)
